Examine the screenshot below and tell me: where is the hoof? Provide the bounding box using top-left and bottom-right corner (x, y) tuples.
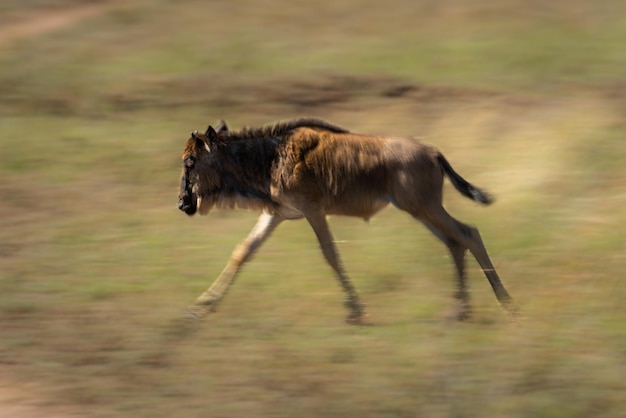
(344, 300), (369, 325)
(345, 312), (373, 326)
(454, 306), (473, 321)
(445, 300), (472, 321)
(184, 304), (213, 319)
(503, 300), (522, 320)
(508, 304), (524, 323)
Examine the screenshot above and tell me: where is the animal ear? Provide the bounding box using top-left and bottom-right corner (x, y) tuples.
(190, 130), (198, 139)
(205, 125), (218, 142)
(214, 120), (228, 134)
(200, 126), (217, 153)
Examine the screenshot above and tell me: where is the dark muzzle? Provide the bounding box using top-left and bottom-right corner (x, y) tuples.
(178, 175), (197, 215)
(178, 195), (196, 215)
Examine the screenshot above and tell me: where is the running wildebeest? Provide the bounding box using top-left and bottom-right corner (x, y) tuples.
(178, 118), (517, 324)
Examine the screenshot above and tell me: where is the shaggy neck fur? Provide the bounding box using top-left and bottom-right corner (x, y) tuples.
(207, 136), (282, 211)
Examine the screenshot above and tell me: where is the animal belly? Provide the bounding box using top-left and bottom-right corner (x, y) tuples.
(326, 194), (389, 220)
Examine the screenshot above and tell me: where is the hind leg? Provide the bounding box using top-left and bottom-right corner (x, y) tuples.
(421, 206), (517, 317)
(423, 222), (471, 320)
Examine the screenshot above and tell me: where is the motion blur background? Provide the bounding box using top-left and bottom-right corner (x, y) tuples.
(1, 0), (625, 417)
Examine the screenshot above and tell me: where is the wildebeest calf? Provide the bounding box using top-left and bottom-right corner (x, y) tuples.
(178, 118), (517, 324)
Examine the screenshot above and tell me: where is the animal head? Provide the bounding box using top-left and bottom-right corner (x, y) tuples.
(177, 121), (228, 216)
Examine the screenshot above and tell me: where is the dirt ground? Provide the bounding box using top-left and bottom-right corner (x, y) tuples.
(0, 366), (82, 418)
(1, 3), (128, 416)
(0, 0), (133, 47)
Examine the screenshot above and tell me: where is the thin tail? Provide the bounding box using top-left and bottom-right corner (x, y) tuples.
(437, 153), (494, 205)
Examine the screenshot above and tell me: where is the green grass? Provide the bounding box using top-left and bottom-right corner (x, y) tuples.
(1, 0), (626, 417)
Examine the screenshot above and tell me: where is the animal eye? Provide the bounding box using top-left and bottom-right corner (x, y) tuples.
(184, 156), (195, 168)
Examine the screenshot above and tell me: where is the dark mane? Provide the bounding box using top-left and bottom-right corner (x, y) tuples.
(218, 118), (349, 142)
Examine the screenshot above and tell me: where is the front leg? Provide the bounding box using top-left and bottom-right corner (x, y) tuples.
(304, 210), (367, 325)
(187, 212), (283, 318)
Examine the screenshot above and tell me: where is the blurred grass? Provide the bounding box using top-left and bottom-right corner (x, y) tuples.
(1, 0), (626, 417)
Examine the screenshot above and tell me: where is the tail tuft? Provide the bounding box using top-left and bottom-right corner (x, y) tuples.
(468, 186), (494, 205)
(437, 153), (494, 205)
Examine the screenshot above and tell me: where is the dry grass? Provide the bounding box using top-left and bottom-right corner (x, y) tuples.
(1, 0), (625, 417)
